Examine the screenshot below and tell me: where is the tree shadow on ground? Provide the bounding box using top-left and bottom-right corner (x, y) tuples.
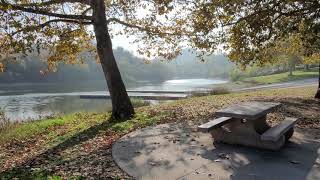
(112, 97), (320, 179)
(112, 120), (320, 180)
(0, 118), (131, 179)
(203, 133), (320, 180)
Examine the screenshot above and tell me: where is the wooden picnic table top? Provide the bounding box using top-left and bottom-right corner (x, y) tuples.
(215, 101), (281, 120)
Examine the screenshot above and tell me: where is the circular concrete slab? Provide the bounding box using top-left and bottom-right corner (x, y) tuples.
(112, 123), (320, 180)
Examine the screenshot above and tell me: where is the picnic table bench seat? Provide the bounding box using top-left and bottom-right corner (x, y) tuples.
(261, 117), (298, 142)
(198, 117), (233, 133)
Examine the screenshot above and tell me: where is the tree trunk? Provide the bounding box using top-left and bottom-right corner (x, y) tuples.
(91, 0), (134, 119)
(289, 63), (293, 76)
(305, 64), (309, 71)
(315, 63), (320, 99)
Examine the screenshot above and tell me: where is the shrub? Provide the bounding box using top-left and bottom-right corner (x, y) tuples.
(229, 68), (243, 81)
(191, 87), (230, 97)
(0, 110), (9, 130)
(131, 98), (151, 107)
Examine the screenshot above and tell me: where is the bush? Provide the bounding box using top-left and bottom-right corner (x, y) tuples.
(0, 110), (9, 130)
(131, 98), (151, 108)
(191, 87), (230, 97)
(229, 68), (243, 81)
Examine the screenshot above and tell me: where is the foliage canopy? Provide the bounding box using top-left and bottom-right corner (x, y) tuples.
(191, 0), (320, 66)
(0, 0), (226, 70)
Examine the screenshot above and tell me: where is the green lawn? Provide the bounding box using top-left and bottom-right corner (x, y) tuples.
(242, 70), (318, 84)
(0, 85), (317, 145)
(0, 86), (318, 179)
(0, 112), (161, 146)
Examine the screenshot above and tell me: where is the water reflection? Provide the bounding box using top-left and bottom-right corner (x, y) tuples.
(132, 78), (227, 91)
(0, 78), (227, 122)
(0, 95), (112, 122)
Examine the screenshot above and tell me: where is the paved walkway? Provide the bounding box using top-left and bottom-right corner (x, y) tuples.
(234, 78), (317, 92)
(112, 123), (320, 180)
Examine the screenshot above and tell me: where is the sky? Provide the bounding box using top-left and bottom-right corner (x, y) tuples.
(112, 35), (138, 55)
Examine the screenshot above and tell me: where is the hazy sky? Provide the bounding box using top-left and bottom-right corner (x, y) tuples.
(112, 35), (137, 54)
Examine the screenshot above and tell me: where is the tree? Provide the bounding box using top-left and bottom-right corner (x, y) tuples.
(0, 0), (214, 119)
(262, 33), (305, 76)
(190, 0), (320, 98)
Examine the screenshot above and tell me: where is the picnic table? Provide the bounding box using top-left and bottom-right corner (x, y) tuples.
(198, 101), (298, 150)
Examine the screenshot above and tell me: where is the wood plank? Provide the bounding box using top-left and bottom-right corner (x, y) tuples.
(261, 117), (298, 142)
(215, 101), (281, 120)
(198, 117), (233, 133)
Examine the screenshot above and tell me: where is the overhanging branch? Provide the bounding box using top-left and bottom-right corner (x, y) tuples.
(15, 0), (91, 7)
(107, 18), (181, 36)
(10, 19), (92, 36)
(0, 0), (92, 20)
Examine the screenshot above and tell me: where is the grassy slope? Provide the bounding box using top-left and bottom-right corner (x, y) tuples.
(1, 86), (317, 145)
(0, 112), (160, 146)
(242, 70), (318, 84)
(0, 86), (318, 179)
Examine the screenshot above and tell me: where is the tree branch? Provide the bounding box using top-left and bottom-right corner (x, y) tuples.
(11, 19), (92, 36)
(0, 0), (92, 20)
(81, 7), (92, 16)
(15, 0), (91, 7)
(107, 18), (181, 36)
(107, 18), (146, 31)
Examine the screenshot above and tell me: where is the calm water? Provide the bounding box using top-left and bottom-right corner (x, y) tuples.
(0, 78), (227, 122)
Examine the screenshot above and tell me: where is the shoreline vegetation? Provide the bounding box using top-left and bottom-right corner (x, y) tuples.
(208, 69), (318, 91)
(0, 85), (319, 179)
(234, 69), (318, 85)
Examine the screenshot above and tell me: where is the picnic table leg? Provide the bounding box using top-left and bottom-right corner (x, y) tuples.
(285, 128), (294, 141)
(252, 115), (271, 134)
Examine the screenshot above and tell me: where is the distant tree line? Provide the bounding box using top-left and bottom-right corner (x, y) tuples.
(0, 48), (233, 87)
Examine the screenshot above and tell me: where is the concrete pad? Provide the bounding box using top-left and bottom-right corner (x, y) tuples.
(112, 123), (320, 180)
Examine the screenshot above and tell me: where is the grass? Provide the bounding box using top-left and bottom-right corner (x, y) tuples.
(0, 110), (162, 179)
(241, 70), (318, 85)
(0, 85), (319, 179)
(0, 86), (317, 145)
(0, 111), (162, 146)
(0, 110), (9, 129)
(0, 113), (106, 145)
(0, 98), (152, 145)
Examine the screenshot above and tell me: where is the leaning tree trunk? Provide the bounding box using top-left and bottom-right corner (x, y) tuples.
(315, 63), (320, 99)
(92, 0), (134, 119)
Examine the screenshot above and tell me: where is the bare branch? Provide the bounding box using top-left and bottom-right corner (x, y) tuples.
(107, 18), (146, 31)
(0, 0), (92, 20)
(14, 0), (91, 7)
(81, 7), (92, 16)
(107, 18), (181, 36)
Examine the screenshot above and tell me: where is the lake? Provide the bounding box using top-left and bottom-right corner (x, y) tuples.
(0, 78), (227, 122)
